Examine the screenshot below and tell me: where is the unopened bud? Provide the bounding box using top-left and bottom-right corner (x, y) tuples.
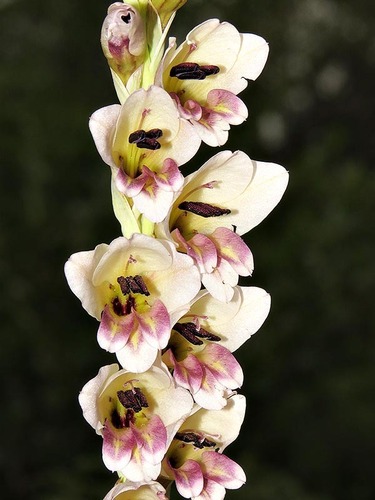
(151, 0), (187, 28)
(101, 2), (146, 85)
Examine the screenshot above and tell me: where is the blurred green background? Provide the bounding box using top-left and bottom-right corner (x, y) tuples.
(1, 0), (374, 498)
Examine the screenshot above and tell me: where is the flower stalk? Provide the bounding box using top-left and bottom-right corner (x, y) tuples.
(65, 1), (288, 498)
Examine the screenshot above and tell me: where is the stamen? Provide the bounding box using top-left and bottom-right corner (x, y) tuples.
(117, 387), (149, 413)
(175, 431), (217, 449)
(178, 201), (231, 218)
(200, 65), (220, 76)
(117, 275), (150, 296)
(194, 326), (221, 342)
(170, 62), (220, 80)
(173, 322), (203, 345)
(129, 128), (163, 150)
(128, 129), (146, 144)
(135, 138), (161, 150)
(146, 128), (163, 139)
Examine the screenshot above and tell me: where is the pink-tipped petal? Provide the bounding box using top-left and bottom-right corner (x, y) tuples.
(173, 459), (204, 498)
(212, 227), (254, 276)
(102, 423), (136, 472)
(116, 332), (158, 373)
(97, 304), (134, 353)
(201, 451), (246, 489)
(156, 159), (184, 192)
(133, 415), (167, 465)
(135, 299), (171, 350)
(115, 168), (146, 197)
(206, 89), (248, 125)
(173, 353), (204, 394)
(198, 344), (243, 389)
(193, 479), (226, 500)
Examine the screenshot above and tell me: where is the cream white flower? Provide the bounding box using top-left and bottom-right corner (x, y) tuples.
(64, 234), (201, 372)
(157, 150), (288, 301)
(156, 19), (269, 146)
(161, 394), (246, 499)
(163, 286), (270, 409)
(89, 86), (201, 224)
(79, 363), (193, 482)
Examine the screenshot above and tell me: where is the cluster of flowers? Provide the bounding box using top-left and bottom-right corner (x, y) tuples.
(65, 1), (288, 498)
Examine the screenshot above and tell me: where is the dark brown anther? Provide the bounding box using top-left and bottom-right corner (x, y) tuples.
(132, 275), (150, 295)
(117, 276), (131, 295)
(175, 69), (207, 80)
(129, 129), (146, 144)
(178, 201), (231, 218)
(135, 138), (161, 150)
(146, 128), (163, 139)
(175, 431), (217, 449)
(170, 62), (220, 80)
(194, 327), (221, 342)
(173, 322), (204, 345)
(129, 129), (163, 150)
(117, 275), (150, 296)
(200, 65), (220, 76)
(170, 62), (199, 77)
(117, 387), (149, 413)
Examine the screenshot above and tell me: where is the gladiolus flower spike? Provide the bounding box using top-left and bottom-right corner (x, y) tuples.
(65, 1), (288, 498)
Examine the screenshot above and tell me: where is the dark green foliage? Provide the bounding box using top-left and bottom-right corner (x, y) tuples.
(0, 0), (374, 498)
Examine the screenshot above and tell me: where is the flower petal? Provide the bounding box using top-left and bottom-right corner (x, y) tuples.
(172, 459), (204, 498)
(133, 414), (168, 465)
(89, 104), (120, 169)
(201, 451), (246, 489)
(64, 243), (109, 319)
(211, 227), (254, 276)
(197, 344), (243, 390)
(97, 303), (134, 353)
(102, 423), (136, 472)
(78, 363), (119, 432)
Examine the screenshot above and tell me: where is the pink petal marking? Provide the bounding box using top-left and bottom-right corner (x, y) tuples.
(132, 414), (167, 465)
(206, 89), (248, 125)
(97, 304), (134, 353)
(172, 229), (217, 274)
(211, 227), (254, 276)
(172, 352), (204, 394)
(116, 325), (158, 372)
(201, 451), (246, 489)
(115, 168), (146, 197)
(170, 93), (203, 121)
(135, 299), (171, 349)
(193, 479), (226, 500)
(197, 344), (243, 389)
(171, 459), (204, 498)
(155, 159), (184, 191)
(102, 421), (136, 472)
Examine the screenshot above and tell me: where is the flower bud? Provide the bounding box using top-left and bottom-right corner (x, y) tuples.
(101, 2), (146, 86)
(151, 0), (187, 28)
